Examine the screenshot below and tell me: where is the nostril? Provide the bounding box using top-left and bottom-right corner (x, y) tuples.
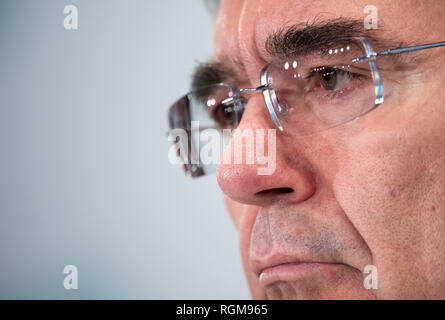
(279, 188), (294, 193)
(255, 187), (294, 197)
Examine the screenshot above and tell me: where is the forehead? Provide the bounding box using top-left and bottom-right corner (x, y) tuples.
(213, 0), (436, 76)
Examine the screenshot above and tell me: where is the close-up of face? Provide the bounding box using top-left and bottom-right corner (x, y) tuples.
(5, 0), (445, 304)
(207, 0), (445, 299)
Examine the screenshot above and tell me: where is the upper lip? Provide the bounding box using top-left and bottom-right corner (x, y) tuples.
(251, 253), (324, 278)
(251, 253), (344, 278)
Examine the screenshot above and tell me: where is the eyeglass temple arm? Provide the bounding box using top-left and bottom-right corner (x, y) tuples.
(239, 84), (269, 92)
(352, 40), (445, 63)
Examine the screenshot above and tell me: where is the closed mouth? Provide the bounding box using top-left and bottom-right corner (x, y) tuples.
(258, 261), (354, 287)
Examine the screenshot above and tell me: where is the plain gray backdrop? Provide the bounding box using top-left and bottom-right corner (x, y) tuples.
(0, 0), (249, 299)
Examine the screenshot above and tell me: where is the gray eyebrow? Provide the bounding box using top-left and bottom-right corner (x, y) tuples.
(264, 18), (396, 60)
(190, 62), (235, 91)
(190, 18), (405, 91)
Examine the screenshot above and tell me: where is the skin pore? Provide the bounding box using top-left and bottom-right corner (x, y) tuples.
(212, 0), (445, 299)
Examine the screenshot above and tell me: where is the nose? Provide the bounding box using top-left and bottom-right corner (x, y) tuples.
(216, 94), (316, 207)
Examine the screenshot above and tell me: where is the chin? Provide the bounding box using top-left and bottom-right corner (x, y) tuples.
(260, 282), (377, 300)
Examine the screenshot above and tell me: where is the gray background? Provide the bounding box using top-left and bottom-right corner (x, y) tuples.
(0, 0), (249, 299)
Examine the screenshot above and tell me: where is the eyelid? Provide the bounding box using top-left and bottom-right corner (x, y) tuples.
(296, 65), (359, 81)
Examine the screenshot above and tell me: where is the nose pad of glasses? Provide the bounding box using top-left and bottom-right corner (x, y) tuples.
(262, 87), (284, 132)
(232, 97), (247, 127)
(269, 87), (290, 115)
(261, 66), (285, 132)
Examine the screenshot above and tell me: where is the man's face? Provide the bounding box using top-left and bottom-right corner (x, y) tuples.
(212, 0), (445, 299)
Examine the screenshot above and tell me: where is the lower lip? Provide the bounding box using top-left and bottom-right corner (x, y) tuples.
(258, 262), (345, 287)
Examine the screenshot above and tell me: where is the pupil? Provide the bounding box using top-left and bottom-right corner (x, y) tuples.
(213, 105), (235, 128)
(320, 68), (337, 91)
(224, 106), (233, 120)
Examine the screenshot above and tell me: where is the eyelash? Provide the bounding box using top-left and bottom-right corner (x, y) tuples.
(307, 67), (366, 100)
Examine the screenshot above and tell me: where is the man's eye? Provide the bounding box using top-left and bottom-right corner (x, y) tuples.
(210, 103), (241, 129)
(318, 67), (353, 91)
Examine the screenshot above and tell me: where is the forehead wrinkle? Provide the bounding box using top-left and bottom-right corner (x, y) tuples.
(213, 1), (242, 65)
(252, 4), (408, 63)
(234, 0), (268, 84)
(212, 1), (251, 86)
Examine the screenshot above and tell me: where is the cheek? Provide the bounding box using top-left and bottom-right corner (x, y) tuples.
(338, 89), (445, 231)
(333, 129), (427, 238)
(332, 80), (445, 241)
(330, 99), (445, 296)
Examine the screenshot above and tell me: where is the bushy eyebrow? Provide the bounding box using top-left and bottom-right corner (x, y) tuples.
(191, 62), (235, 91)
(191, 18), (405, 90)
(265, 18), (396, 59)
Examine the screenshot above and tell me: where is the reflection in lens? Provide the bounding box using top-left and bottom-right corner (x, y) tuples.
(319, 67), (353, 91)
(264, 39), (380, 136)
(168, 84), (246, 177)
